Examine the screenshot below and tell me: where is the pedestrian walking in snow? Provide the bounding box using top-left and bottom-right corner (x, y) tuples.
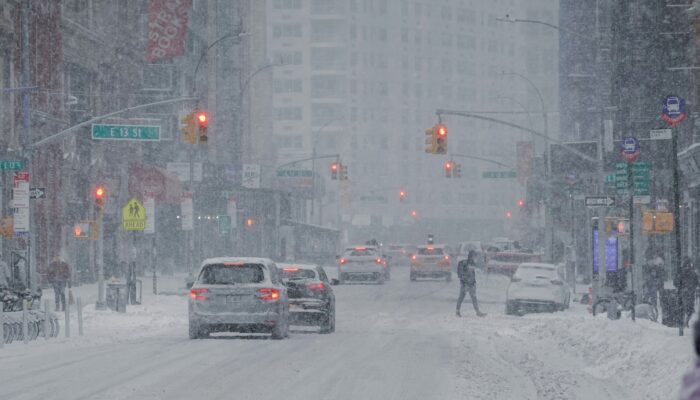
(48, 256), (71, 311)
(675, 257), (699, 328)
(680, 317), (700, 399)
(456, 250), (486, 317)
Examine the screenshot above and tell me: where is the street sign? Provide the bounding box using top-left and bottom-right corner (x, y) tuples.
(242, 164), (261, 189)
(218, 215), (231, 235)
(620, 136), (640, 162)
(0, 160), (24, 171)
(662, 95), (686, 126)
(633, 195), (651, 205)
(650, 129), (672, 140)
(12, 171), (29, 236)
(121, 198), (146, 231)
(482, 171), (517, 179)
(615, 162), (650, 195)
(585, 196), (616, 207)
(91, 124), (161, 141)
(29, 187), (45, 199)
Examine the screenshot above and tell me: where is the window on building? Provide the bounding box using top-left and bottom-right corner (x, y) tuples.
(272, 0), (301, 9)
(275, 107), (303, 121)
(311, 76), (346, 97)
(273, 51), (302, 65)
(274, 79), (303, 93)
(272, 23), (302, 38)
(311, 47), (346, 70)
(311, 104), (346, 124)
(311, 20), (341, 42)
(310, 0), (343, 13)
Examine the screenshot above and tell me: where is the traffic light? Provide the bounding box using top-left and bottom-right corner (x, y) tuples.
(435, 123), (447, 154)
(180, 111), (197, 144)
(425, 126), (436, 154)
(517, 199), (525, 208)
(505, 211), (513, 218)
(331, 162), (339, 180)
(94, 185), (106, 211)
(453, 163), (462, 178)
(410, 210), (418, 218)
(399, 190), (406, 202)
(444, 161), (453, 178)
(340, 164), (349, 180)
(195, 109), (208, 143)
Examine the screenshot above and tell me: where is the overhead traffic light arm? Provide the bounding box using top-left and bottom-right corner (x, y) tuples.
(450, 153), (516, 170)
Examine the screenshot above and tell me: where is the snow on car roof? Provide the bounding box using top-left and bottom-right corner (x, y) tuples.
(417, 244), (446, 249)
(200, 257), (273, 267)
(279, 263), (317, 270)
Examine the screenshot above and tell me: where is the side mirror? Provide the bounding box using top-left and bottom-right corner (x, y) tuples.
(331, 278), (340, 286)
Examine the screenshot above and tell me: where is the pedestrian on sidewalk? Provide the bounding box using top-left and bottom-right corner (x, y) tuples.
(456, 250), (486, 318)
(680, 317), (700, 399)
(48, 256), (71, 311)
(675, 257), (699, 328)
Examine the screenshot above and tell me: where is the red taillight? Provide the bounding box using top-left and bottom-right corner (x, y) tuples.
(282, 267), (299, 272)
(257, 288), (280, 301)
(511, 277), (522, 283)
(307, 282), (325, 291)
(339, 258), (347, 265)
(189, 288), (209, 300)
(376, 257), (383, 264)
(411, 255), (417, 261)
(550, 280), (563, 286)
(444, 255), (450, 261)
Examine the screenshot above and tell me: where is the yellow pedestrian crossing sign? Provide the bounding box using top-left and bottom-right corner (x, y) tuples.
(122, 198), (146, 231)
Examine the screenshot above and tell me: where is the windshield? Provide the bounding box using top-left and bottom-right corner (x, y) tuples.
(345, 248), (378, 257)
(514, 266), (557, 280)
(280, 268), (316, 280)
(198, 263), (265, 285)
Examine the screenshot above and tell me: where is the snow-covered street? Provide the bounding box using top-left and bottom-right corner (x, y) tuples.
(0, 267), (695, 400)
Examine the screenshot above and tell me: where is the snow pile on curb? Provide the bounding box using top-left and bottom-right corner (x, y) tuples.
(518, 312), (694, 399)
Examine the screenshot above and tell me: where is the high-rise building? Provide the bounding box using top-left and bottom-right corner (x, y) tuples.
(269, 0), (559, 240)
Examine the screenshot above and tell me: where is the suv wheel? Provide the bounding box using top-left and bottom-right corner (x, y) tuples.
(189, 320), (204, 339)
(271, 317), (287, 340)
(320, 309), (334, 334)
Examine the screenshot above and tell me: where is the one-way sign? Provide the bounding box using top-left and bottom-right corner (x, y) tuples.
(29, 187), (46, 199)
(585, 196), (615, 207)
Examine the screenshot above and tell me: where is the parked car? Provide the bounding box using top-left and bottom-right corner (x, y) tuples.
(505, 263), (571, 315)
(279, 264), (335, 333)
(338, 246), (388, 284)
(188, 257), (290, 339)
(410, 244), (452, 281)
(455, 241), (486, 267)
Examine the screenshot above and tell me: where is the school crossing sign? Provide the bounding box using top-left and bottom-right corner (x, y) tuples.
(122, 198), (146, 231)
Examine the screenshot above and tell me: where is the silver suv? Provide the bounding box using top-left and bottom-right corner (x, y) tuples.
(188, 257), (290, 339)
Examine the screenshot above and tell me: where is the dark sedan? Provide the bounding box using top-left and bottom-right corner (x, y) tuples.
(279, 264), (335, 334)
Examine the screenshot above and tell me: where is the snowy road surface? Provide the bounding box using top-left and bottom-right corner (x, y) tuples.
(0, 267), (695, 400)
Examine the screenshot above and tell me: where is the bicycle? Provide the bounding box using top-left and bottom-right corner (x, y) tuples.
(592, 290), (636, 320)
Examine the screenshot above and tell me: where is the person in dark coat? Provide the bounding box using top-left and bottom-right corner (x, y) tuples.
(680, 317), (700, 399)
(456, 250), (486, 317)
(675, 257), (699, 328)
(48, 256), (71, 311)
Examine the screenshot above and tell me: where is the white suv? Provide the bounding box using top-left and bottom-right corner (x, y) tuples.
(337, 246), (387, 284)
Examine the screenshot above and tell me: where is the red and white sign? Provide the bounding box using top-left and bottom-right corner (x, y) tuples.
(12, 171), (29, 234)
(146, 0), (192, 63)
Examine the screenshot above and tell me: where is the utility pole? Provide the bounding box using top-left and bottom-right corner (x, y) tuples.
(671, 124), (684, 336)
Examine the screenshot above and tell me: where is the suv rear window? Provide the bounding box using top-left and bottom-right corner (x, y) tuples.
(417, 247), (444, 255)
(345, 248), (378, 257)
(199, 263), (265, 285)
(280, 268), (316, 280)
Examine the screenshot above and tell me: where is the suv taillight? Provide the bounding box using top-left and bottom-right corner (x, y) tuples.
(376, 257), (383, 264)
(189, 288), (209, 300)
(339, 258), (347, 265)
(307, 282), (325, 291)
(257, 288), (280, 301)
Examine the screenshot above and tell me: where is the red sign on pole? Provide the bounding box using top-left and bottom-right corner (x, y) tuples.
(146, 0), (193, 63)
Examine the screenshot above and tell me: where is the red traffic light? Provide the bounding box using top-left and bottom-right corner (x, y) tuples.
(436, 124), (447, 137)
(196, 111), (208, 126)
(444, 162), (452, 169)
(331, 163), (338, 172)
(505, 211), (513, 218)
(410, 210), (418, 218)
(517, 199), (525, 208)
(95, 186), (105, 199)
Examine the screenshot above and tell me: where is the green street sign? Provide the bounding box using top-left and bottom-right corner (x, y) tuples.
(615, 162), (650, 195)
(92, 124), (161, 141)
(482, 171), (517, 179)
(0, 160), (24, 171)
(277, 169), (313, 178)
(218, 215), (231, 235)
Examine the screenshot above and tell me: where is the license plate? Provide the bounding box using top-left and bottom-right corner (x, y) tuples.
(226, 295), (243, 303)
